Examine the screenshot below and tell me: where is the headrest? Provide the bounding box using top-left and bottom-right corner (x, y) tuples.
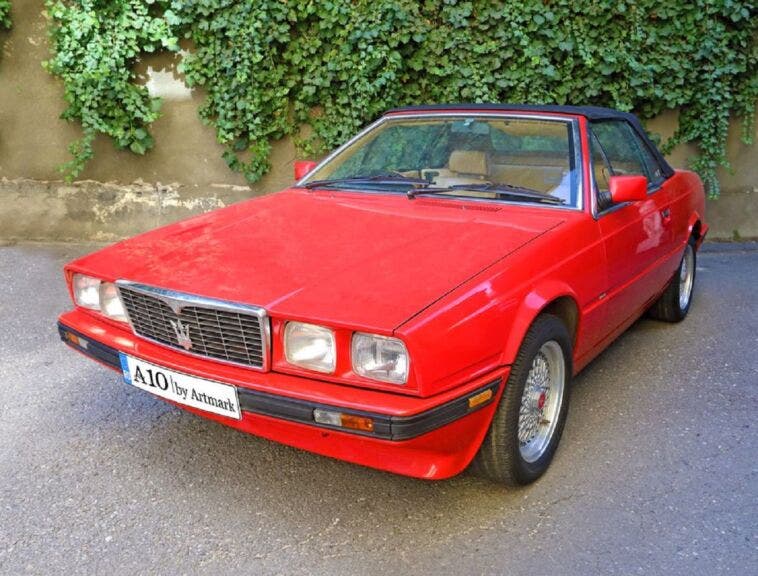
(449, 150), (488, 176)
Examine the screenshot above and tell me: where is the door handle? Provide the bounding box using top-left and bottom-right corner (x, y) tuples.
(661, 207), (671, 222)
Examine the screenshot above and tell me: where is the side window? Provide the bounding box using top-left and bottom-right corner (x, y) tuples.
(633, 135), (665, 186)
(589, 131), (611, 193)
(591, 120), (663, 187)
(589, 129), (613, 211)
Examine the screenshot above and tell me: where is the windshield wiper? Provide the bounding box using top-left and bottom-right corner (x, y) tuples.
(407, 182), (565, 204)
(303, 174), (431, 189)
(303, 175), (565, 205)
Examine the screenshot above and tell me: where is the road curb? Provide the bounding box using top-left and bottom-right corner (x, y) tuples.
(700, 241), (758, 253)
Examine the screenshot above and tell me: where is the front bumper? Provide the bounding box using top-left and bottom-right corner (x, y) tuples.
(58, 309), (508, 479)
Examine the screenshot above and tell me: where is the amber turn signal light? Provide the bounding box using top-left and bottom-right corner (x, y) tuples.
(339, 414), (374, 432)
(468, 388), (493, 409)
(65, 331), (89, 349)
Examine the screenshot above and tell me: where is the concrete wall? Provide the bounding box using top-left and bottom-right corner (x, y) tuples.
(0, 1), (299, 190)
(646, 110), (758, 241)
(1, 1), (756, 241)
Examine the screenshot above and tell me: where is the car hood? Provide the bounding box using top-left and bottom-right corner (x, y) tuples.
(71, 189), (565, 331)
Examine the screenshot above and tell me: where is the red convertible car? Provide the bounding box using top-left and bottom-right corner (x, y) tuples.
(58, 104), (707, 485)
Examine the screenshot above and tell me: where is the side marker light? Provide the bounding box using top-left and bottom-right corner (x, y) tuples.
(468, 389), (493, 409)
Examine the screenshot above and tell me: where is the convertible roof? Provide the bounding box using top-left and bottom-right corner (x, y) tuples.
(388, 103), (635, 121)
(386, 103), (675, 178)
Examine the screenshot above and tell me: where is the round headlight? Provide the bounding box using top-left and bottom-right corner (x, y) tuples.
(351, 333), (409, 385)
(284, 322), (336, 373)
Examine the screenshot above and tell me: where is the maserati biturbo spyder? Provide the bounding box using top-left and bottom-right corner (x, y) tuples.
(58, 104), (707, 485)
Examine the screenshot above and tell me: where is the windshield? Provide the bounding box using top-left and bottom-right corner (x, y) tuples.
(300, 115), (581, 208)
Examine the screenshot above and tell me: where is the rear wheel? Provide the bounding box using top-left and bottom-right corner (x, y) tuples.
(473, 314), (572, 486)
(648, 238), (696, 322)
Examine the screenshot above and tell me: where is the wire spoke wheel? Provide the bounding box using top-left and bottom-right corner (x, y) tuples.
(517, 340), (565, 463)
(473, 314), (572, 485)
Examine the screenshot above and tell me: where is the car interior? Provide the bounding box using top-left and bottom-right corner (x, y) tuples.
(319, 117), (582, 205)
(401, 119), (575, 203)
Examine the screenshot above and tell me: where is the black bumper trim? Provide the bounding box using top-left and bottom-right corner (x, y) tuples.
(59, 324), (122, 371)
(58, 322), (502, 441)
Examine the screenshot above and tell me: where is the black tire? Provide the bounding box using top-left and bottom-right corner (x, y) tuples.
(648, 238), (697, 322)
(472, 314), (572, 486)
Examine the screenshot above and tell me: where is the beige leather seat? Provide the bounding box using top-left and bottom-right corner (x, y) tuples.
(490, 163), (565, 193)
(449, 150), (488, 177)
(422, 150), (490, 188)
(594, 162), (611, 192)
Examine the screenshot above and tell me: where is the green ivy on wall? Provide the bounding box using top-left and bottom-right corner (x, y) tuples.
(44, 0), (178, 177)
(0, 0), (11, 29)
(45, 0), (756, 197)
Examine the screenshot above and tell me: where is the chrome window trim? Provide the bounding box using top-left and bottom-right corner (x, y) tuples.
(297, 112), (584, 212)
(116, 280), (270, 372)
(589, 151), (599, 219)
(596, 200), (629, 218)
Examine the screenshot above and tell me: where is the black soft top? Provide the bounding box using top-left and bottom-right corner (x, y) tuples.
(387, 103), (674, 178)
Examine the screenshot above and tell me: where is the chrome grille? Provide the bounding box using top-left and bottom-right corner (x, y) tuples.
(117, 283), (267, 369)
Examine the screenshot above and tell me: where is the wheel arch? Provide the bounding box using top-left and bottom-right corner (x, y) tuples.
(500, 283), (580, 366)
(687, 212), (707, 249)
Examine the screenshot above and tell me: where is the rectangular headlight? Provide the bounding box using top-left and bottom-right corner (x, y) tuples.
(72, 274), (127, 322)
(72, 273), (102, 310)
(284, 322), (336, 373)
(351, 333), (409, 385)
(99, 282), (128, 322)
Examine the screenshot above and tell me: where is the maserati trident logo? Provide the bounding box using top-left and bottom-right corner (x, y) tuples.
(169, 319), (193, 351)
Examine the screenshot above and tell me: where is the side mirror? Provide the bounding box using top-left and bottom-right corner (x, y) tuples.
(609, 175), (648, 203)
(294, 160), (318, 181)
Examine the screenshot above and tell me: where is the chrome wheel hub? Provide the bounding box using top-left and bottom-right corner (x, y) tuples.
(679, 244), (695, 310)
(518, 341), (565, 463)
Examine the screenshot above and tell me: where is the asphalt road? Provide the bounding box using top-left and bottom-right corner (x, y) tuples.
(0, 242), (756, 576)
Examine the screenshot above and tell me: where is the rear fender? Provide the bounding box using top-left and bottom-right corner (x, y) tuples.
(677, 170), (707, 250)
(687, 212), (708, 250)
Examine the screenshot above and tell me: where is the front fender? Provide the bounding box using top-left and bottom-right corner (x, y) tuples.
(499, 281), (579, 366)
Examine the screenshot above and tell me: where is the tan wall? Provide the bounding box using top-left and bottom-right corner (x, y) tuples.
(647, 110), (757, 196)
(1, 2), (756, 241)
(0, 0), (296, 194)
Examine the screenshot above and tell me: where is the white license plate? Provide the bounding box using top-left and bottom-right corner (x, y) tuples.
(119, 354), (241, 420)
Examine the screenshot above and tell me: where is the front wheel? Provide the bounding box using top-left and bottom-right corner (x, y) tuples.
(648, 239), (696, 322)
(472, 314), (572, 486)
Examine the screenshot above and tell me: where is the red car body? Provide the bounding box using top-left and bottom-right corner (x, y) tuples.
(58, 105), (707, 480)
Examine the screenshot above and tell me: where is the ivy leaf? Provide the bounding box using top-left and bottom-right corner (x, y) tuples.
(164, 9), (181, 26)
(41, 0), (756, 196)
(129, 140), (147, 154)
